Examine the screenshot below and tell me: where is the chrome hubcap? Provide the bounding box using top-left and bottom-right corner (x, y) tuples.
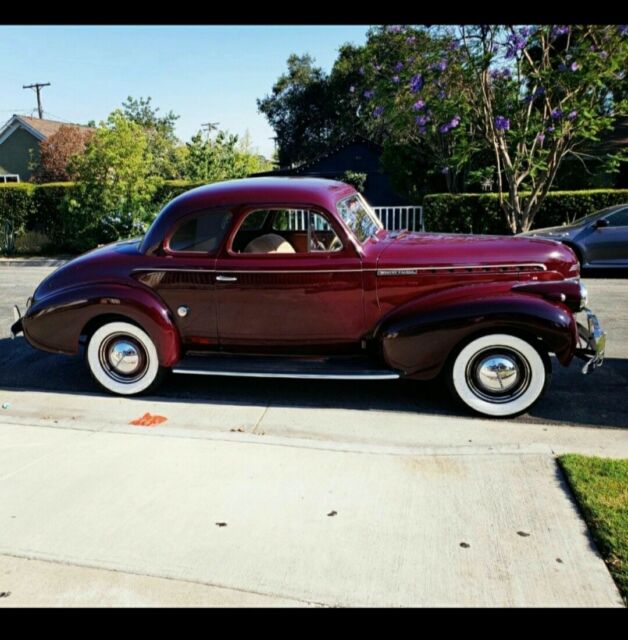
(108, 340), (141, 375)
(98, 333), (148, 384)
(476, 355), (519, 393)
(466, 347), (532, 404)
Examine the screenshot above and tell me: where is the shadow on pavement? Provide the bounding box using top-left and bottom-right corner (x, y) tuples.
(581, 267), (628, 279)
(0, 336), (626, 430)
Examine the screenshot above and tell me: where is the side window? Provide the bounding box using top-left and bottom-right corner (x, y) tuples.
(605, 209), (628, 227)
(168, 209), (233, 253)
(231, 208), (343, 254)
(239, 210), (268, 230)
(308, 211), (342, 252)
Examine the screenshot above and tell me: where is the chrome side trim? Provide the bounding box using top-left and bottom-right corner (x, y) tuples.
(378, 269), (418, 276)
(377, 263), (547, 275)
(172, 368), (400, 380)
(132, 263), (547, 276)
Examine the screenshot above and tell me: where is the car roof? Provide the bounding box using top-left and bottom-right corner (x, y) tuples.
(141, 177), (356, 254)
(173, 177), (354, 205)
(572, 202), (628, 225)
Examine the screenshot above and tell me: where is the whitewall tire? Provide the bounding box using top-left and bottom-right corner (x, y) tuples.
(448, 333), (550, 418)
(86, 321), (164, 396)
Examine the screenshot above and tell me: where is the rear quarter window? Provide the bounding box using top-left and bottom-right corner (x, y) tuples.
(168, 209), (233, 253)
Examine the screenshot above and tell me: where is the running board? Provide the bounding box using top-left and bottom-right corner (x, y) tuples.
(172, 354), (400, 380)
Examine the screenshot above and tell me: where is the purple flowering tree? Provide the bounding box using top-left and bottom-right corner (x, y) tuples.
(454, 24), (628, 232)
(359, 26), (483, 194)
(361, 24), (628, 232)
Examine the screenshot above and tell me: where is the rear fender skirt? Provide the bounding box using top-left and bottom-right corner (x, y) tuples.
(375, 292), (577, 379)
(21, 283), (181, 367)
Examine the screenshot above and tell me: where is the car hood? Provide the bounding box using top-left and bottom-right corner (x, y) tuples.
(374, 231), (578, 278)
(519, 224), (580, 239)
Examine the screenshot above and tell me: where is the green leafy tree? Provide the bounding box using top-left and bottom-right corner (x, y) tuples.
(359, 26), (486, 194)
(64, 110), (162, 251)
(342, 170), (367, 192)
(121, 96), (182, 179)
(258, 54), (356, 167)
(183, 129), (271, 182)
(258, 29), (478, 193)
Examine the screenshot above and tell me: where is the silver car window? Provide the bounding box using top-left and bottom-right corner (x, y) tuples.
(605, 208), (628, 227)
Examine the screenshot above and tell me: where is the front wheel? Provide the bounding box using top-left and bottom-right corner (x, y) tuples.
(86, 321), (166, 396)
(447, 333), (551, 418)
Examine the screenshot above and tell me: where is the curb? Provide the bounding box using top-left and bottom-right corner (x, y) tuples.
(0, 259), (69, 267)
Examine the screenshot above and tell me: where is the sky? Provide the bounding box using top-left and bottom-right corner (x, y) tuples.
(0, 25), (369, 158)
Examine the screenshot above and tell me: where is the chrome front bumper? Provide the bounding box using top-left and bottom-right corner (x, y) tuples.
(575, 308), (606, 374)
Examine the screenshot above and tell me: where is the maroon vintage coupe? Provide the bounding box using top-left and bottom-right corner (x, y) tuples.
(11, 177), (606, 417)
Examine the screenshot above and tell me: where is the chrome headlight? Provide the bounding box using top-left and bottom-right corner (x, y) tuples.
(579, 282), (588, 311)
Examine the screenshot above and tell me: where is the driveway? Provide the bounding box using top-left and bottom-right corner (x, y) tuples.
(0, 265), (626, 606)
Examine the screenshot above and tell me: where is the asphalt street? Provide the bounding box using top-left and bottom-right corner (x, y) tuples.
(1, 265), (627, 431)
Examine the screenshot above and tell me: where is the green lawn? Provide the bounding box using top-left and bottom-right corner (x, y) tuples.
(559, 454), (628, 603)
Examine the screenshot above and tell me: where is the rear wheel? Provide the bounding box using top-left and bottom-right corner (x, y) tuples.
(447, 333), (550, 418)
(86, 321), (165, 396)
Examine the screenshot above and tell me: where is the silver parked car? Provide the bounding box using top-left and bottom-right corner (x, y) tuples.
(520, 204), (628, 269)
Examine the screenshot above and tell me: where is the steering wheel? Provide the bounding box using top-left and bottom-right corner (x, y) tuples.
(328, 236), (343, 252)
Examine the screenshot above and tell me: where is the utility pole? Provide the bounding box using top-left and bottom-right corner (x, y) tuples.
(201, 122), (219, 139)
(269, 136), (279, 168)
(22, 82), (51, 119)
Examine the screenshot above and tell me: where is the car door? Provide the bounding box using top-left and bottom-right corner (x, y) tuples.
(214, 206), (366, 349)
(143, 207), (234, 348)
(585, 208), (628, 265)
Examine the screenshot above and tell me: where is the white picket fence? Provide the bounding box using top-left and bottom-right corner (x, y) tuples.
(285, 206), (424, 232)
(374, 206), (424, 232)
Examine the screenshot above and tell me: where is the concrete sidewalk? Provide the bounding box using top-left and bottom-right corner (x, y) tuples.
(0, 554), (304, 607)
(0, 418), (622, 607)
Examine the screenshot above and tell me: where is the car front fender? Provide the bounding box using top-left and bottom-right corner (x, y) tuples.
(374, 288), (578, 379)
(21, 283), (181, 367)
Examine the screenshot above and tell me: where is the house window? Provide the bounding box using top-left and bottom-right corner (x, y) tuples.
(0, 174), (19, 183)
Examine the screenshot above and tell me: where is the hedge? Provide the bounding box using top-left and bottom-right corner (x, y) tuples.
(423, 189), (628, 235)
(153, 180), (205, 207)
(0, 183), (33, 230)
(2, 181), (628, 254)
(0, 180), (208, 254)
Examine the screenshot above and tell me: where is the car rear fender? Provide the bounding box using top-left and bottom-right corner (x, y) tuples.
(374, 288), (578, 379)
(21, 283), (181, 367)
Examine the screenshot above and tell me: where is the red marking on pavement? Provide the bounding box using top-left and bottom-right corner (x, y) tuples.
(130, 413), (168, 427)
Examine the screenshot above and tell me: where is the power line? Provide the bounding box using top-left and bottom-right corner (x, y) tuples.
(22, 82), (51, 119)
(41, 112), (73, 124)
(0, 108), (34, 113)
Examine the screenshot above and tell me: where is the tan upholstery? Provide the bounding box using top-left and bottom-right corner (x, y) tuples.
(243, 233), (296, 254)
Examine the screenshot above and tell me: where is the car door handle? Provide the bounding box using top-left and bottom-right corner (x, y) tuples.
(216, 274), (238, 282)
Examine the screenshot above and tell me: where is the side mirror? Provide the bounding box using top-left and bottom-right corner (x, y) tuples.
(593, 218), (610, 229)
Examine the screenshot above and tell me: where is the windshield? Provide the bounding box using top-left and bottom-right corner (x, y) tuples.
(572, 206), (619, 225)
(336, 194), (383, 243)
